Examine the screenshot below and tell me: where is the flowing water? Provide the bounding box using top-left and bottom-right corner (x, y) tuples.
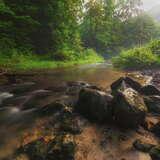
(0, 63), (156, 160)
(17, 62), (125, 88)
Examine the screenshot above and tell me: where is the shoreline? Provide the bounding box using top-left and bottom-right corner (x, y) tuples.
(0, 59), (105, 74)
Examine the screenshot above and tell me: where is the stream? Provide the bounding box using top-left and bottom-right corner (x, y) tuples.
(0, 62), (155, 160)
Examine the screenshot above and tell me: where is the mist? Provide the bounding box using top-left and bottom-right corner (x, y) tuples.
(142, 0), (160, 10)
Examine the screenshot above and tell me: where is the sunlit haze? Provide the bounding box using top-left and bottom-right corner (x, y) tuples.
(142, 0), (160, 10)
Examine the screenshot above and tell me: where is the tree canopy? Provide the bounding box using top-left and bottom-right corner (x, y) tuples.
(0, 0), (159, 58)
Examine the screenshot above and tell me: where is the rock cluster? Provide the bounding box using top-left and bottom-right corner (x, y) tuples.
(76, 76), (159, 128)
(2, 76), (160, 160)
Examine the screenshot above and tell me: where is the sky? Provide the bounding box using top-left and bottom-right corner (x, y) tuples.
(142, 0), (160, 10)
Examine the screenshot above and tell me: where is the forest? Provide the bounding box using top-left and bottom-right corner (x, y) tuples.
(0, 0), (160, 70)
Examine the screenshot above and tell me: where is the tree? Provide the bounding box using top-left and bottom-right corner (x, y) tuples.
(0, 0), (83, 55)
(122, 13), (160, 47)
(115, 0), (142, 20)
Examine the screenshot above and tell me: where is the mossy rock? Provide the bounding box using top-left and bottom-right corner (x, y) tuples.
(112, 88), (147, 128)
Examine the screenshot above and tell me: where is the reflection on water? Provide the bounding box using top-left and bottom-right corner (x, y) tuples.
(0, 62), (126, 159)
(0, 62), (125, 134)
(24, 62), (125, 89)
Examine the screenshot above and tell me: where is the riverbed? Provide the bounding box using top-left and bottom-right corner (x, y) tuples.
(0, 63), (157, 160)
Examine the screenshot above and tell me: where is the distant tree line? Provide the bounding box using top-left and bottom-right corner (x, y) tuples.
(81, 0), (160, 54)
(0, 0), (159, 58)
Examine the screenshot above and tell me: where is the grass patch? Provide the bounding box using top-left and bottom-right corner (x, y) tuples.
(0, 49), (104, 71)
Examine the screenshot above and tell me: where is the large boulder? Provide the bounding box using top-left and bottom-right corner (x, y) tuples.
(112, 88), (147, 128)
(140, 85), (160, 96)
(76, 88), (113, 122)
(144, 96), (160, 114)
(111, 77), (142, 96)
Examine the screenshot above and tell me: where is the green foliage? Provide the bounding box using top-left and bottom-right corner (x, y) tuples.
(0, 48), (103, 70)
(0, 0), (160, 70)
(81, 0), (160, 54)
(0, 0), (83, 55)
(122, 14), (160, 48)
(148, 40), (160, 55)
(112, 46), (158, 69)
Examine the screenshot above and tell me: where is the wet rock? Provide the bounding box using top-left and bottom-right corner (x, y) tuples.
(47, 85), (67, 93)
(150, 146), (160, 160)
(87, 85), (103, 91)
(111, 77), (142, 96)
(0, 92), (13, 105)
(76, 88), (113, 122)
(66, 81), (90, 96)
(112, 88), (147, 128)
(59, 108), (81, 134)
(58, 95), (78, 107)
(22, 90), (52, 110)
(47, 134), (75, 160)
(111, 77), (125, 95)
(144, 96), (160, 114)
(0, 107), (20, 124)
(133, 139), (155, 152)
(17, 135), (75, 160)
(143, 115), (159, 131)
(66, 81), (102, 96)
(13, 154), (29, 160)
(11, 82), (36, 95)
(140, 85), (160, 96)
(67, 81), (90, 88)
(37, 101), (66, 117)
(1, 96), (27, 108)
(150, 122), (160, 137)
(17, 138), (47, 160)
(124, 76), (142, 91)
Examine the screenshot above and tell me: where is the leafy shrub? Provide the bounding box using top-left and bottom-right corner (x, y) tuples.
(148, 40), (160, 55)
(53, 47), (102, 62)
(112, 47), (157, 69)
(53, 48), (76, 61)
